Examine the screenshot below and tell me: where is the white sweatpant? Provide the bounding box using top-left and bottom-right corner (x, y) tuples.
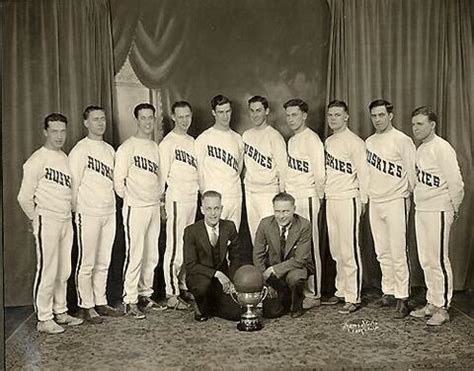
(221, 194), (242, 232)
(245, 191), (276, 245)
(122, 203), (160, 304)
(294, 195), (321, 299)
(163, 197), (197, 297)
(415, 210), (454, 309)
(33, 215), (73, 321)
(369, 198), (410, 299)
(75, 213), (116, 309)
(327, 198), (363, 304)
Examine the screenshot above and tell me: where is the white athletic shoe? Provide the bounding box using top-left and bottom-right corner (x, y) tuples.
(37, 320), (65, 334)
(55, 313), (84, 326)
(410, 303), (437, 318)
(302, 297), (321, 309)
(427, 308), (450, 326)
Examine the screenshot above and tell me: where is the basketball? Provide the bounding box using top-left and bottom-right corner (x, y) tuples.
(233, 265), (264, 293)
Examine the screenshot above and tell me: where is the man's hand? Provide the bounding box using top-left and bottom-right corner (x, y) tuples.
(361, 202), (367, 216)
(215, 271), (232, 294)
(27, 220), (34, 234)
(405, 197), (411, 216)
(266, 286), (278, 299)
(263, 267), (275, 281)
(454, 210), (460, 221)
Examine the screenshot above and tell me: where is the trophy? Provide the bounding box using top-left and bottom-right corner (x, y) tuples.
(231, 265), (268, 332)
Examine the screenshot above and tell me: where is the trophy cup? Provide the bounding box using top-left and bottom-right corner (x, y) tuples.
(231, 265), (268, 332)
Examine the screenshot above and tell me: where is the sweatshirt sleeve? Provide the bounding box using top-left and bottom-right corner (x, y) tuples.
(272, 132), (288, 192)
(114, 143), (131, 199)
(309, 135), (326, 199)
(158, 139), (173, 196)
(400, 135), (417, 193)
(68, 145), (87, 212)
(352, 138), (369, 203)
(17, 156), (42, 220)
(194, 135), (206, 192)
(436, 143), (464, 212)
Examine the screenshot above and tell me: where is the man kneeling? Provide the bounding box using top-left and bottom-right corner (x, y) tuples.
(184, 191), (242, 322)
(253, 192), (312, 318)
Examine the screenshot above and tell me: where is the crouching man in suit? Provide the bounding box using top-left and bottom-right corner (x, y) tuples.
(253, 192), (312, 318)
(184, 190), (242, 322)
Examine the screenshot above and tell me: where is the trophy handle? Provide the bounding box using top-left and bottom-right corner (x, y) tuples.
(261, 286), (268, 302)
(230, 290), (240, 306)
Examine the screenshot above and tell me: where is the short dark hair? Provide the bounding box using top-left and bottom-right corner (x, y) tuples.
(211, 95), (231, 111)
(411, 106), (438, 124)
(44, 113), (68, 130)
(272, 192), (296, 205)
(283, 98), (308, 113)
(133, 103), (156, 119)
(202, 190), (222, 203)
(248, 96), (269, 109)
(327, 99), (348, 113)
(171, 101), (192, 114)
(368, 99), (393, 113)
(83, 105), (105, 120)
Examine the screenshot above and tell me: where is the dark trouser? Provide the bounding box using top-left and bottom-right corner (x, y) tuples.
(186, 274), (242, 321)
(263, 268), (307, 319)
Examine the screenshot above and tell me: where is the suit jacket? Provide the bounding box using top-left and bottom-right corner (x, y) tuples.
(253, 214), (312, 278)
(184, 219), (241, 280)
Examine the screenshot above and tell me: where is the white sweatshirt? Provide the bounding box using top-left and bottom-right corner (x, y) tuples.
(114, 136), (161, 207)
(68, 137), (115, 216)
(414, 135), (464, 212)
(195, 126), (244, 197)
(325, 128), (369, 202)
(159, 131), (199, 202)
(285, 127), (325, 199)
(243, 124), (287, 193)
(17, 146), (72, 221)
(366, 127), (416, 203)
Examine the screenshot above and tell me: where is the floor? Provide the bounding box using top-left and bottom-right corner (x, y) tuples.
(5, 288), (474, 369)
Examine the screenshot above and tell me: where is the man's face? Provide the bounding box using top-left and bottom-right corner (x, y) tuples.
(327, 106), (348, 133)
(412, 114), (435, 142)
(286, 106), (307, 133)
(273, 200), (295, 227)
(172, 106), (192, 134)
(85, 110), (106, 138)
(249, 101), (269, 127)
(44, 121), (67, 150)
(201, 196), (223, 227)
(370, 106), (393, 134)
(136, 108), (156, 136)
(212, 103), (232, 129)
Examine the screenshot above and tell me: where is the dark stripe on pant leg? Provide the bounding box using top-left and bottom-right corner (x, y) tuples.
(169, 201), (178, 296)
(439, 212), (448, 308)
(75, 213), (84, 307)
(122, 206), (132, 297)
(352, 198), (361, 302)
(308, 197), (318, 295)
(33, 216), (44, 314)
(404, 200), (411, 296)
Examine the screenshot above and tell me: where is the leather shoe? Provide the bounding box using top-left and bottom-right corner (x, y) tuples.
(194, 312), (210, 322)
(290, 309), (306, 319)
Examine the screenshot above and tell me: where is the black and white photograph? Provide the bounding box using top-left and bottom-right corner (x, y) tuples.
(2, 0), (473, 369)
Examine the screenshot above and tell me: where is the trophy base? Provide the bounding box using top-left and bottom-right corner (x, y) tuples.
(237, 321), (263, 332)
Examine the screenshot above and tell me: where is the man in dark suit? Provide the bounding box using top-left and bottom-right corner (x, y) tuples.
(184, 190), (242, 322)
(253, 192), (312, 318)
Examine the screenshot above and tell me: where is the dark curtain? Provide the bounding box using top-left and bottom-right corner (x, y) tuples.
(2, 0), (116, 306)
(326, 0), (474, 290)
(110, 0), (331, 138)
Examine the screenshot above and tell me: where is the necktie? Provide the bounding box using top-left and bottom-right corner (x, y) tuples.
(210, 227), (218, 247)
(280, 225), (287, 260)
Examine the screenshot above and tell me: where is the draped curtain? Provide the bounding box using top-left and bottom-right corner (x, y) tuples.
(2, 0), (116, 305)
(326, 0), (474, 289)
